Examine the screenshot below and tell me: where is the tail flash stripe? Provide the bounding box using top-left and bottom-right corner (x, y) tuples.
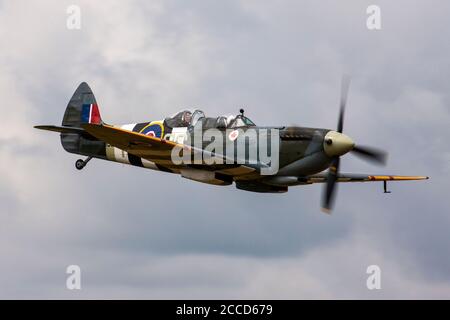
(81, 103), (101, 124)
(81, 104), (91, 123)
(90, 104), (101, 124)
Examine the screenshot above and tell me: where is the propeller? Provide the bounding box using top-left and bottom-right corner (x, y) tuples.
(322, 157), (339, 213)
(352, 145), (387, 165)
(337, 74), (350, 133)
(321, 76), (388, 213)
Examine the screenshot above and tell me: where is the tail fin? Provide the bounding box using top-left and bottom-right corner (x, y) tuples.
(62, 82), (102, 127)
(35, 82), (107, 158)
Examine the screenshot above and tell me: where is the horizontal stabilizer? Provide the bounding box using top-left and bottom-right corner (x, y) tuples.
(34, 125), (85, 134)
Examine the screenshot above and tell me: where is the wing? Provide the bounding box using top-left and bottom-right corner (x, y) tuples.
(305, 173), (429, 183)
(82, 123), (185, 165)
(81, 124), (258, 177)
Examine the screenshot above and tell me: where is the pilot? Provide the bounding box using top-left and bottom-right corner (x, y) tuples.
(181, 111), (192, 126)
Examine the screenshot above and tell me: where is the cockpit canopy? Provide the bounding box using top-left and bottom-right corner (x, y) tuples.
(164, 109), (256, 129)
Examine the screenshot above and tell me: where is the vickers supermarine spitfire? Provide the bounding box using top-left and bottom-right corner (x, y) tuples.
(35, 79), (428, 212)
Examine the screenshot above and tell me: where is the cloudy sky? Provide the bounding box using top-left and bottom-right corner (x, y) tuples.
(0, 0), (449, 299)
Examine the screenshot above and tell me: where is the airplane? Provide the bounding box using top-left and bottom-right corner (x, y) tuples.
(35, 79), (428, 212)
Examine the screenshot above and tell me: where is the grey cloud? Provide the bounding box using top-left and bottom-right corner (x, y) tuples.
(0, 0), (449, 298)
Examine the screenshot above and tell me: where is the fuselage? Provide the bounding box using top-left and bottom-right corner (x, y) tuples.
(62, 118), (340, 180)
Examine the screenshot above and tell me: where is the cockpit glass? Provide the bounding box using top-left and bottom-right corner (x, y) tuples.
(233, 118), (246, 127)
(228, 115), (256, 128)
(164, 110), (193, 128)
(242, 116), (255, 126)
(167, 109), (255, 128)
(190, 110), (205, 126)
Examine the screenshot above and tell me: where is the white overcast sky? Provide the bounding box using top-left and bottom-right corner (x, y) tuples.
(0, 0), (449, 299)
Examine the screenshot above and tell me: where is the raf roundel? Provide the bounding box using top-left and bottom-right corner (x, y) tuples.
(228, 130), (239, 141)
(140, 123), (163, 138)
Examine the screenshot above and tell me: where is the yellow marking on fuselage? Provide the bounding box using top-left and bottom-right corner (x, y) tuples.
(139, 121), (164, 138)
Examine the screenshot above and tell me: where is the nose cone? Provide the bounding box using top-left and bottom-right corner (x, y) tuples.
(323, 131), (355, 157)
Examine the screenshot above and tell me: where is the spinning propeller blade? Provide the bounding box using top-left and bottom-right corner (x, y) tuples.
(352, 145), (387, 165)
(321, 76), (387, 213)
(322, 157), (339, 213)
